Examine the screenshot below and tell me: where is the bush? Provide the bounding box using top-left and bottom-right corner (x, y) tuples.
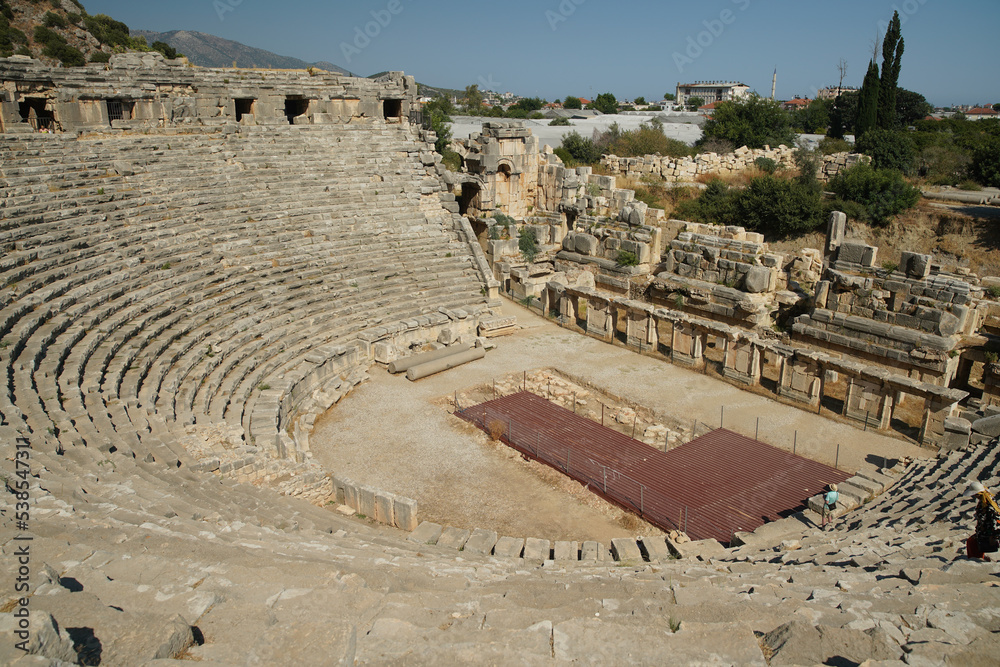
(698, 137), (734, 155)
(754, 157), (778, 174)
(89, 51), (111, 63)
(856, 128), (916, 174)
(600, 120), (692, 159)
(969, 137), (1000, 188)
(828, 163), (921, 225)
(818, 137), (853, 155)
(441, 150), (462, 172)
(616, 250), (639, 267)
(0, 9), (27, 58)
(700, 95), (796, 150)
(151, 40), (178, 59)
(33, 25), (85, 66)
(549, 116), (571, 126)
(563, 96), (582, 110)
(518, 227), (539, 264)
(560, 131), (601, 164)
(735, 175), (826, 238)
(553, 147), (575, 167)
(43, 11), (66, 29)
(83, 14), (134, 48)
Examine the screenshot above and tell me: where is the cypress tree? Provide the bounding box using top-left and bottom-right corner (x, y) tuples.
(856, 60), (880, 139)
(877, 11), (904, 129)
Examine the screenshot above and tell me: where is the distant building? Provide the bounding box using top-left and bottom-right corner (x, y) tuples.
(817, 86), (859, 100)
(698, 102), (722, 115)
(781, 97), (812, 111)
(675, 81), (750, 106)
(966, 107), (999, 121)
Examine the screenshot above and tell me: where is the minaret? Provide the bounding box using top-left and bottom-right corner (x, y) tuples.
(771, 68), (777, 101)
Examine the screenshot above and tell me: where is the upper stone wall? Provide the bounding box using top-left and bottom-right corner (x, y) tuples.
(0, 53), (418, 133)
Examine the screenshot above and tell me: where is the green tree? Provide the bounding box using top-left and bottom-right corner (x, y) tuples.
(563, 96), (582, 109)
(511, 97), (544, 113)
(462, 84), (483, 112)
(589, 93), (618, 115)
(856, 60), (880, 139)
(791, 99), (832, 134)
(422, 96), (454, 154)
(686, 96), (705, 111)
(735, 175), (826, 238)
(634, 96), (646, 106)
(664, 93), (676, 101)
(699, 95), (796, 150)
(601, 121), (691, 158)
(856, 128), (915, 173)
(877, 11), (905, 130)
(894, 89), (931, 126)
(151, 41), (178, 59)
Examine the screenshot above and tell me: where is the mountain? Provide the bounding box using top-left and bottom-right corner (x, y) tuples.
(132, 29), (353, 75)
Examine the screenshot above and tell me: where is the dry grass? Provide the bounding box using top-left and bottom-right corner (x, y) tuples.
(486, 418), (506, 442)
(618, 510), (644, 532)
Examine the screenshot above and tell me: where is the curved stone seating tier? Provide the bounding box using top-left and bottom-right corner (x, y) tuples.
(0, 124), (487, 477)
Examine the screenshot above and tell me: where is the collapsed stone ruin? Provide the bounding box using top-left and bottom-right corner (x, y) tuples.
(1, 56), (999, 664)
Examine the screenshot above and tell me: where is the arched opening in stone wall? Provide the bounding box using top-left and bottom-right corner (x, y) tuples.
(458, 182), (481, 217)
(19, 98), (54, 131)
(496, 163), (512, 213)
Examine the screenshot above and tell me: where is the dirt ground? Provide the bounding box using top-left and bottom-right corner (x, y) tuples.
(309, 304), (928, 545)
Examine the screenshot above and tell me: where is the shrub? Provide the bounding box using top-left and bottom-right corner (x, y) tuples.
(43, 11), (66, 29)
(600, 120), (692, 159)
(828, 163), (921, 225)
(151, 40), (178, 59)
(969, 137), (1000, 188)
(487, 419), (506, 441)
(553, 147), (576, 167)
(589, 92), (618, 115)
(818, 137), (853, 155)
(560, 131), (601, 164)
(33, 26), (85, 66)
(735, 174), (826, 238)
(441, 150), (462, 172)
(698, 137), (734, 155)
(987, 285), (1000, 300)
(563, 96), (582, 110)
(958, 180), (982, 191)
(549, 116), (571, 126)
(699, 95), (796, 150)
(518, 227), (539, 264)
(856, 128), (916, 174)
(754, 157), (778, 174)
(616, 250), (639, 267)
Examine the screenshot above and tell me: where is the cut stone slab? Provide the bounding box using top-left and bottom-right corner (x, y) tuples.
(581, 541), (605, 561)
(523, 537), (551, 561)
(407, 521), (442, 545)
(492, 536), (525, 558)
(554, 541), (579, 561)
(611, 538), (643, 564)
(639, 536), (671, 561)
(436, 526), (470, 550)
(763, 620), (901, 666)
(667, 537), (727, 560)
(463, 528), (499, 555)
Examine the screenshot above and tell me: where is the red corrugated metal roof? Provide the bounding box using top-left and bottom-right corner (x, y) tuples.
(458, 392), (850, 543)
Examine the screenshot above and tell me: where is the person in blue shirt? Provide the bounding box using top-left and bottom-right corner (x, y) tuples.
(821, 484), (839, 529)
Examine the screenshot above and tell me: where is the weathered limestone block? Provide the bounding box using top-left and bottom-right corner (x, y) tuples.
(574, 233), (599, 256)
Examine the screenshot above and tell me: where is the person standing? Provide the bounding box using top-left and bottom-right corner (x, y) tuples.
(965, 481), (1000, 561)
(821, 483), (839, 529)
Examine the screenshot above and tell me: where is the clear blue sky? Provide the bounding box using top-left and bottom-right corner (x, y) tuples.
(86, 0), (998, 107)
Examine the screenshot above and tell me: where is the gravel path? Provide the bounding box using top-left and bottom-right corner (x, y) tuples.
(310, 302), (928, 544)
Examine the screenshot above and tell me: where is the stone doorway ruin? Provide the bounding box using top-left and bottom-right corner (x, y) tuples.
(106, 99), (135, 123)
(458, 182), (481, 216)
(235, 98), (256, 123)
(495, 163), (513, 214)
(284, 96), (310, 124)
(18, 97), (54, 131)
(382, 98), (402, 122)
